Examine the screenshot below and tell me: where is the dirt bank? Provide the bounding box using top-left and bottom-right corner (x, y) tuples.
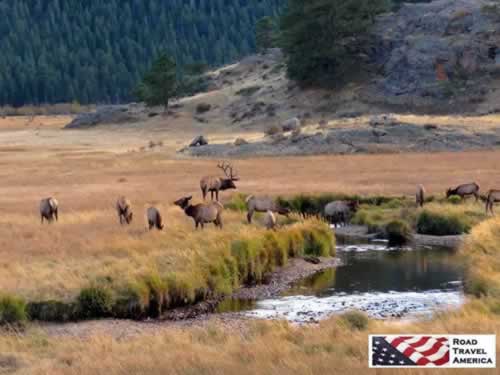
(40, 257), (340, 339)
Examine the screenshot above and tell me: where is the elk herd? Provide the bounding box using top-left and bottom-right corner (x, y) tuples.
(38, 161), (500, 231)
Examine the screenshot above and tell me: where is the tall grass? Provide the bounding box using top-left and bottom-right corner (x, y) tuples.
(462, 217), (500, 297)
(23, 219), (334, 322)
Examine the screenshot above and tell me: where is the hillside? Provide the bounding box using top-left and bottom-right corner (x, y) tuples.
(0, 0), (283, 106)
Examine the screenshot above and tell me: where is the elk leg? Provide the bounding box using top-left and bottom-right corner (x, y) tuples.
(41, 215), (44, 224)
(247, 210), (253, 224)
(216, 190), (219, 202)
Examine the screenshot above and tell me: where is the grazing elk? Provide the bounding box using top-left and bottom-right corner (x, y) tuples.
(174, 196), (224, 229)
(485, 190), (500, 215)
(40, 197), (58, 223)
(324, 200), (359, 228)
(446, 182), (480, 201)
(264, 210), (277, 230)
(416, 184), (426, 207)
(200, 161), (239, 201)
(116, 196), (133, 225)
(245, 195), (290, 224)
(147, 207), (164, 230)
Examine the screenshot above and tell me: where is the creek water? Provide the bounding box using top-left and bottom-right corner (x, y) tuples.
(217, 241), (465, 323)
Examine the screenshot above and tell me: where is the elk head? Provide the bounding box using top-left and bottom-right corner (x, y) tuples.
(174, 196), (193, 209)
(217, 161), (239, 189)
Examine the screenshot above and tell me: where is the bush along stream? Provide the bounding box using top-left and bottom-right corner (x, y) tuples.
(0, 220), (334, 326)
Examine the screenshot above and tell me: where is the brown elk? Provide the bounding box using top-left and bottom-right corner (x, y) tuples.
(200, 161), (239, 201)
(147, 207), (164, 230)
(446, 182), (480, 201)
(174, 196), (224, 229)
(116, 196), (133, 225)
(245, 195), (290, 224)
(40, 197), (58, 223)
(485, 190), (500, 215)
(416, 184), (425, 207)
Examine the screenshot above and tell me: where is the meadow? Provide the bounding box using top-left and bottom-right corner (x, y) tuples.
(0, 116), (499, 373)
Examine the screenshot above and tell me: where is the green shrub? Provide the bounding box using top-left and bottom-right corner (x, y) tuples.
(113, 281), (150, 320)
(385, 220), (412, 246)
(339, 310), (369, 331)
(0, 294), (27, 326)
(225, 193), (248, 212)
(77, 286), (114, 319)
(416, 210), (469, 236)
(447, 195), (462, 205)
(302, 225), (335, 257)
(27, 300), (78, 322)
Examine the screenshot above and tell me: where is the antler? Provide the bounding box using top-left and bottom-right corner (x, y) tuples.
(217, 161), (239, 180)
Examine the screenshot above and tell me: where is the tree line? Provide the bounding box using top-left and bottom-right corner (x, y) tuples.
(0, 0), (283, 106)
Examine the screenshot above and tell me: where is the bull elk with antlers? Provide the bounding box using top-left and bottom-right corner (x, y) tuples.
(200, 161), (239, 201)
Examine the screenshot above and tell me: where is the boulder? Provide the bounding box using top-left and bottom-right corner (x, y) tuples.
(234, 137), (249, 146)
(281, 117), (301, 132)
(189, 135), (208, 147)
(369, 114), (397, 127)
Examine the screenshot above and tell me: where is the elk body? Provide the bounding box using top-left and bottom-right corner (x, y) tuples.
(174, 196), (224, 229)
(147, 207), (164, 230)
(200, 161), (239, 201)
(416, 184), (426, 207)
(324, 201), (359, 227)
(263, 210), (277, 230)
(116, 196), (133, 225)
(245, 195), (290, 224)
(446, 182), (480, 201)
(485, 190), (500, 215)
(40, 197), (58, 223)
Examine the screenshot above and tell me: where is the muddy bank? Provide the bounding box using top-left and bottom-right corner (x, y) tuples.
(231, 257), (341, 300)
(40, 256), (340, 338)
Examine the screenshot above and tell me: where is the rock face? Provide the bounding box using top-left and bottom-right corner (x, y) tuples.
(65, 105), (138, 129)
(372, 0), (500, 99)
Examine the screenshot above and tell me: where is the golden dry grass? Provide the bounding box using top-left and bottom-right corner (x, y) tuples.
(0, 128), (499, 299)
(0, 301), (498, 375)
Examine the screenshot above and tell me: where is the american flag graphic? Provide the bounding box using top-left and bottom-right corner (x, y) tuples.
(371, 336), (450, 367)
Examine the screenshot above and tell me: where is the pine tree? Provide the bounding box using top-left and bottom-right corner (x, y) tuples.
(280, 0), (389, 86)
(136, 53), (177, 110)
(255, 16), (278, 52)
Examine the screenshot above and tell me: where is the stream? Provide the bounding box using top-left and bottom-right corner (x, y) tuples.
(217, 241), (465, 323)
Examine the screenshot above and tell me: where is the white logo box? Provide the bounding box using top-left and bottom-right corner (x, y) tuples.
(369, 334), (496, 368)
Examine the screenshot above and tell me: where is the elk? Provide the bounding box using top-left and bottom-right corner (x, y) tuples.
(147, 207), (164, 230)
(263, 210), (277, 230)
(324, 200), (359, 228)
(485, 190), (500, 215)
(416, 184), (426, 207)
(40, 197), (58, 223)
(245, 195), (290, 224)
(446, 182), (480, 201)
(116, 196), (133, 225)
(174, 196), (224, 229)
(200, 161), (239, 201)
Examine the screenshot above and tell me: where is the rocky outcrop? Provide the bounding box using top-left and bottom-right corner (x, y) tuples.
(65, 105), (139, 129)
(372, 0), (500, 100)
(179, 121), (500, 158)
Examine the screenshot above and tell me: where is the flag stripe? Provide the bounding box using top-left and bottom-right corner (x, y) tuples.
(383, 336), (449, 367)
